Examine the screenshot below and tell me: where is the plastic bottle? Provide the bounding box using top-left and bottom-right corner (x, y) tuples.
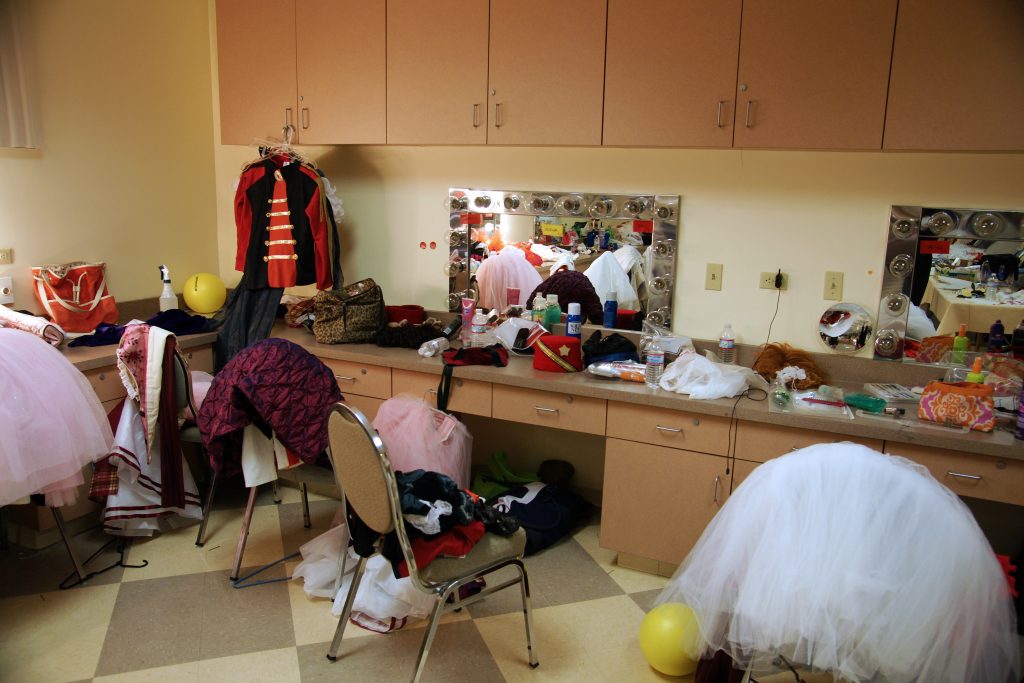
(951, 323), (969, 365)
(470, 311), (488, 347)
(566, 302), (582, 340)
(966, 357), (985, 383)
(531, 294), (547, 325)
(718, 324), (736, 364)
(986, 274), (999, 301)
(645, 340), (665, 388)
(1012, 320), (1024, 360)
(987, 319), (1005, 353)
(544, 294), (561, 328)
(602, 292), (618, 329)
(158, 265), (178, 312)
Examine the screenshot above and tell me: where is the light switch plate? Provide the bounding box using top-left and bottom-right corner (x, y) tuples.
(0, 276), (13, 305)
(824, 271), (844, 300)
(705, 263), (723, 290)
(0, 248), (12, 265)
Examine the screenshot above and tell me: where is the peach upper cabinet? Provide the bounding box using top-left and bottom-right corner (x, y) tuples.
(884, 0), (1024, 152)
(603, 0), (742, 148)
(486, 0), (607, 146)
(386, 0), (490, 145)
(216, 0), (385, 145)
(732, 0), (898, 150)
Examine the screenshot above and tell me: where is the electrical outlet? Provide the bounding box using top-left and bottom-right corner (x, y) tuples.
(824, 271), (844, 300)
(0, 276), (13, 305)
(759, 271), (787, 290)
(0, 248), (12, 265)
(705, 263), (723, 291)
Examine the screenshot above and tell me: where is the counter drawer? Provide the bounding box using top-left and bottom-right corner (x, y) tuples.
(391, 369), (491, 417)
(343, 393), (384, 423)
(84, 366), (126, 403)
(734, 422), (883, 463)
(182, 345), (214, 373)
(883, 442), (1024, 507)
(320, 358), (391, 399)
(491, 385), (605, 435)
(606, 402), (731, 455)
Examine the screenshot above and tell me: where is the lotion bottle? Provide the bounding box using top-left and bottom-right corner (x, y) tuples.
(951, 323), (969, 365)
(159, 265), (178, 312)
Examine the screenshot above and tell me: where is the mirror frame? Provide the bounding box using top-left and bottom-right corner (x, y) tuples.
(445, 188), (680, 329)
(873, 204), (1024, 361)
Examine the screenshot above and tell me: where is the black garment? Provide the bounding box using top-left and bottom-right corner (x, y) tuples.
(501, 484), (590, 555)
(68, 309), (211, 347)
(212, 274), (283, 372)
(582, 330), (640, 367)
(395, 470), (474, 534)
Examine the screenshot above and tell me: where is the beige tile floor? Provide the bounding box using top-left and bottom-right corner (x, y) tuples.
(0, 480), (683, 683)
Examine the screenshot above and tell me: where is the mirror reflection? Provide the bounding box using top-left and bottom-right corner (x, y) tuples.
(819, 303), (874, 353)
(446, 189), (679, 332)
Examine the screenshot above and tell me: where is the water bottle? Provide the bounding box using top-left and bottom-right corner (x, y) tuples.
(531, 294), (547, 325)
(718, 324), (736, 364)
(566, 302), (582, 340)
(544, 294), (561, 328)
(645, 340), (665, 388)
(603, 292), (618, 329)
(470, 311), (488, 347)
(986, 274), (999, 301)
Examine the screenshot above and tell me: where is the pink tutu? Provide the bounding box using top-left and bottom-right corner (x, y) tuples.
(372, 395), (471, 488)
(0, 329), (113, 507)
(475, 249), (543, 311)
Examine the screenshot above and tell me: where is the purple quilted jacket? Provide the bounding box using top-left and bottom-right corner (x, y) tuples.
(197, 338), (343, 477)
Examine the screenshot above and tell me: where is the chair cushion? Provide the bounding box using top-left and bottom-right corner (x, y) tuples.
(419, 528), (527, 585)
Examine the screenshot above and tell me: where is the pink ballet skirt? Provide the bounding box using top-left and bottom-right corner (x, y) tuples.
(0, 329), (113, 507)
(371, 394), (471, 488)
(475, 248), (543, 311)
(658, 443), (1021, 683)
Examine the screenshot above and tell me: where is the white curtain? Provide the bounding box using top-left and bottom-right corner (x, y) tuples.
(0, 0), (39, 148)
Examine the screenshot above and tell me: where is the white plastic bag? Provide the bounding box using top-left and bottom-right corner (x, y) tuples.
(659, 352), (762, 399)
(584, 251), (640, 310)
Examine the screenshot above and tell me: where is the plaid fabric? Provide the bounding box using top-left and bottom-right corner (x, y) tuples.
(88, 457), (119, 502)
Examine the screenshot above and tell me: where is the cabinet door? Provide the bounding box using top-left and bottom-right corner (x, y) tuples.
(216, 0), (298, 145)
(884, 442), (1024, 507)
(600, 438), (729, 565)
(883, 0), (1024, 151)
(604, 0), (741, 148)
(732, 0), (897, 150)
(387, 0), (489, 144)
(488, 0), (606, 145)
(296, 0), (386, 144)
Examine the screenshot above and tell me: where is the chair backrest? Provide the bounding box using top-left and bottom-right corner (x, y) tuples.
(172, 350), (196, 417)
(326, 403), (397, 535)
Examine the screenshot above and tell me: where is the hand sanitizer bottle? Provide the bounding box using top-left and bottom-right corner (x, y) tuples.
(159, 265), (178, 312)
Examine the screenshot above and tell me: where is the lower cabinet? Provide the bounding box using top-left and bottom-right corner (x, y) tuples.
(391, 368), (492, 417)
(883, 442), (1024, 507)
(342, 393), (384, 422)
(600, 437), (730, 565)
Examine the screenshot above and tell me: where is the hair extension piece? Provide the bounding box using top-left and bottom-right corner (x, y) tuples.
(752, 342), (828, 390)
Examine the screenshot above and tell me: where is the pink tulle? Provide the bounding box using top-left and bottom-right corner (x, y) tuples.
(0, 329), (113, 507)
(371, 395), (472, 488)
(475, 249), (543, 310)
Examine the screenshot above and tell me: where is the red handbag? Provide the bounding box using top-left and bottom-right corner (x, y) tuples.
(31, 261), (119, 333)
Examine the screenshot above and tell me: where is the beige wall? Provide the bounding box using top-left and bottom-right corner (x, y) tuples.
(0, 0), (218, 313)
(241, 146), (1023, 351)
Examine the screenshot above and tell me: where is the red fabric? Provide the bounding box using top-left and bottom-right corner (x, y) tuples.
(89, 398), (127, 502)
(533, 335), (582, 372)
(298, 164), (333, 290)
(397, 521), (486, 577)
(616, 309), (636, 329)
(386, 305), (426, 325)
(234, 165), (266, 271)
(266, 172), (297, 287)
(158, 338), (185, 508)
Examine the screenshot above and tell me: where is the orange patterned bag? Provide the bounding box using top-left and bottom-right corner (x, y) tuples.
(917, 381), (995, 432)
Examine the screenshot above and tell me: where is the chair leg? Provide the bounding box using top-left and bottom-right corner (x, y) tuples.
(411, 591), (448, 683)
(230, 485), (259, 581)
(195, 470), (219, 547)
(515, 559), (539, 668)
(52, 508), (87, 583)
(271, 479), (281, 504)
(300, 482), (311, 528)
(326, 555), (368, 661)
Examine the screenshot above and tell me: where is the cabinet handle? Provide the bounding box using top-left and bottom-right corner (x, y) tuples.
(334, 375), (356, 383)
(98, 373), (106, 381)
(712, 475), (721, 503)
(301, 107), (309, 130)
(946, 471), (982, 482)
(494, 102), (503, 128)
(472, 103), (480, 128)
(534, 406), (558, 415)
(716, 100), (726, 128)
(655, 425), (682, 434)
(744, 100), (755, 128)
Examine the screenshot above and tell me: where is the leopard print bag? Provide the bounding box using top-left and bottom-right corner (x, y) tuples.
(312, 278), (386, 344)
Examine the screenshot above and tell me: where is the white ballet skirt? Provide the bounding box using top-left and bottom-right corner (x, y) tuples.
(658, 442), (1020, 683)
(371, 395), (472, 489)
(0, 328), (112, 507)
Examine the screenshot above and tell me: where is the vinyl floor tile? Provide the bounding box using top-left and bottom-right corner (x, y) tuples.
(629, 588), (663, 613)
(296, 620), (504, 683)
(573, 524), (670, 595)
(0, 583), (120, 683)
(94, 645), (302, 683)
(0, 525), (126, 598)
(277, 499), (339, 557)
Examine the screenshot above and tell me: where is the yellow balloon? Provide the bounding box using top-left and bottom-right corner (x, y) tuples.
(182, 273), (227, 315)
(638, 603), (702, 677)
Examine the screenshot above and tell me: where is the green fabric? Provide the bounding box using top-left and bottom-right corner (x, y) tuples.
(471, 452), (539, 500)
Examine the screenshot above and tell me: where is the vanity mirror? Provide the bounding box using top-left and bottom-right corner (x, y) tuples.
(819, 303), (874, 353)
(873, 205), (1024, 361)
(445, 188), (680, 331)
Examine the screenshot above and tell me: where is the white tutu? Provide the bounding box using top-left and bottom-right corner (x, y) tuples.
(0, 328), (113, 507)
(372, 395), (472, 488)
(475, 248), (543, 311)
(658, 443), (1020, 683)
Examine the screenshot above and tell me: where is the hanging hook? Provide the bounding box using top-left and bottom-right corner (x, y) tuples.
(282, 123), (296, 146)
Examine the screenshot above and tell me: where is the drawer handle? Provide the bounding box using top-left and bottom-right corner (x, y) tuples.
(655, 425), (682, 434)
(712, 475), (721, 503)
(98, 373), (106, 381)
(426, 388), (437, 395)
(946, 471), (982, 482)
(335, 375), (356, 383)
(534, 406), (559, 415)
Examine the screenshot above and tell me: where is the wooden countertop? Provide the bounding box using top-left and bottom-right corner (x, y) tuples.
(273, 326), (1023, 461)
(64, 332), (218, 372)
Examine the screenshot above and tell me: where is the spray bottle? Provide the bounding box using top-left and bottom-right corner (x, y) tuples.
(159, 265), (178, 312)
